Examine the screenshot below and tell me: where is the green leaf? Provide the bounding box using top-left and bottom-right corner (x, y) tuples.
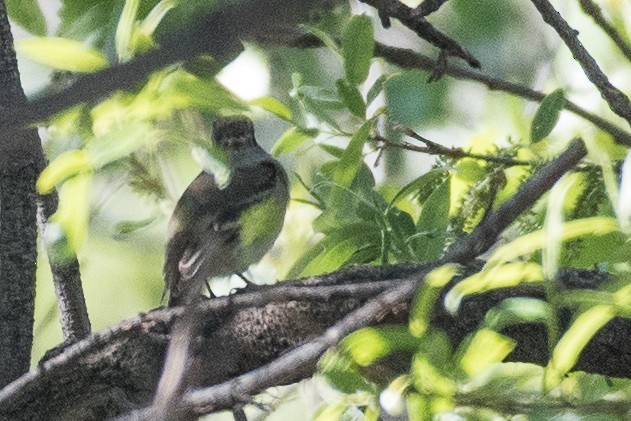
(487, 217), (620, 267)
(299, 24), (342, 57)
(459, 363), (544, 404)
(342, 15), (374, 85)
(332, 119), (373, 188)
(412, 176), (451, 261)
(366, 73), (390, 106)
(543, 174), (577, 280)
(389, 169), (447, 207)
(6, 0), (47, 36)
(294, 86), (345, 131)
(113, 215), (158, 238)
(58, 0), (122, 45)
(16, 37), (108, 72)
(342, 325), (418, 366)
(411, 334), (456, 396)
(37, 149), (93, 194)
(531, 88), (565, 143)
(319, 352), (375, 394)
(336, 78), (366, 118)
(312, 403), (348, 421)
(321, 368), (373, 395)
(287, 222), (370, 278)
(132, 0), (176, 55)
(271, 127), (318, 156)
(249, 96), (293, 121)
(384, 70), (447, 127)
(166, 72), (247, 112)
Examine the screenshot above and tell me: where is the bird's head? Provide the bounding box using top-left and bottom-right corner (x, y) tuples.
(212, 116), (258, 151)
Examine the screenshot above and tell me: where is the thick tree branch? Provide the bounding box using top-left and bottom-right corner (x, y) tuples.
(530, 0), (631, 126)
(0, 264), (626, 420)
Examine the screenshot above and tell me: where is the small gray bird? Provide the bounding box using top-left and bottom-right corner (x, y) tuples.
(164, 116), (289, 306)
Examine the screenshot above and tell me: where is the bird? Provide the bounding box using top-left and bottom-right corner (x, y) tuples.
(163, 116), (289, 307)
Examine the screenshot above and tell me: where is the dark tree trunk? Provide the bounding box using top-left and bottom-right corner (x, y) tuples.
(0, 0), (46, 388)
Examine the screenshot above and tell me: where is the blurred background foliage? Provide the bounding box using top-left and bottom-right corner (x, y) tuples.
(8, 0), (631, 419)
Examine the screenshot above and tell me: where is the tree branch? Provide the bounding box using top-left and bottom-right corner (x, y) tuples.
(0, 0), (322, 130)
(0, 264), (622, 420)
(530, 0), (631, 126)
(578, 0), (631, 63)
(359, 0), (480, 68)
(36, 194), (91, 342)
(375, 126), (531, 166)
(444, 138), (586, 262)
(373, 43), (631, 146)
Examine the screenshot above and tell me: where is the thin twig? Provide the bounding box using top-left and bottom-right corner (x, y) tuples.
(375, 136), (530, 166)
(380, 125), (532, 166)
(530, 0), (631, 125)
(373, 43), (631, 147)
(578, 0), (631, 63)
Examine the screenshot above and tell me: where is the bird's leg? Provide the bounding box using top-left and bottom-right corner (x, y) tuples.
(232, 272), (264, 294)
(236, 272), (252, 285)
(203, 280), (214, 299)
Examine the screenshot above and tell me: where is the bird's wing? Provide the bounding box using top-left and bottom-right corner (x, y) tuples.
(163, 171), (232, 305)
(164, 159), (287, 305)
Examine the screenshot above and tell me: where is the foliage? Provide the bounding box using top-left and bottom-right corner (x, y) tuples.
(8, 0), (631, 419)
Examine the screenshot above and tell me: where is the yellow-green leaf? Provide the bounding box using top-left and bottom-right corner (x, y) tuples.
(459, 329), (515, 376)
(115, 0), (139, 61)
(444, 262), (544, 314)
(545, 305), (615, 389)
(16, 37), (108, 72)
(271, 127), (318, 156)
(250, 96), (293, 121)
(50, 173), (92, 253)
(37, 149), (92, 194)
(487, 217), (620, 267)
